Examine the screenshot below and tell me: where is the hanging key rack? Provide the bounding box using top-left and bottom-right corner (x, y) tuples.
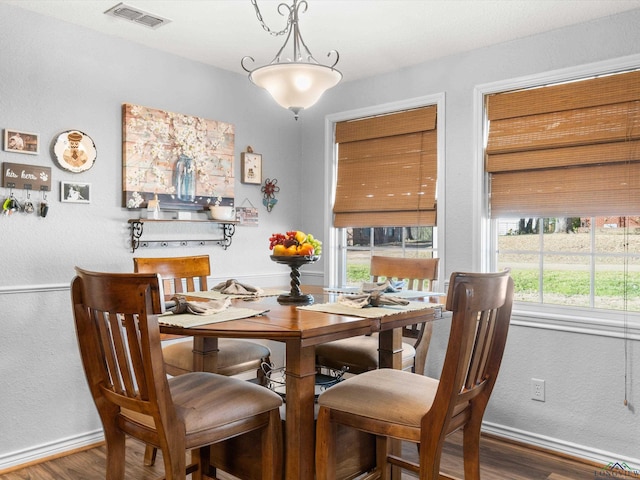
(128, 219), (236, 252)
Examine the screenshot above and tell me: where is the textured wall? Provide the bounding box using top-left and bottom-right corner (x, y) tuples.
(302, 7), (640, 466)
(0, 3), (299, 465)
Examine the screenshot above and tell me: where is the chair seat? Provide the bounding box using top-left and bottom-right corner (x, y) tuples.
(318, 369), (439, 427)
(315, 333), (416, 372)
(162, 338), (271, 376)
(121, 372), (282, 448)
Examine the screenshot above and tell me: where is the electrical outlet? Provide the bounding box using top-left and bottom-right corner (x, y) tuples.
(531, 378), (545, 402)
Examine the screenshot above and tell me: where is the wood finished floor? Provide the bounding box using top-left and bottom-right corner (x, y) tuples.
(0, 431), (600, 480)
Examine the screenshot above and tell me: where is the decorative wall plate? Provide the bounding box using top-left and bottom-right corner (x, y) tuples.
(52, 130), (97, 173)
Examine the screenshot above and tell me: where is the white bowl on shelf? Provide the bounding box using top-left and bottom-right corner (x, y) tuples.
(209, 205), (235, 221)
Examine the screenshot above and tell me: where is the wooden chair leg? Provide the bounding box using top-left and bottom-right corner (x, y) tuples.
(104, 427), (127, 480)
(418, 433), (446, 480)
(315, 407), (338, 480)
(144, 444), (157, 466)
(462, 420), (482, 480)
(161, 436), (187, 480)
(376, 435), (392, 480)
(190, 446), (211, 480)
(261, 409), (283, 480)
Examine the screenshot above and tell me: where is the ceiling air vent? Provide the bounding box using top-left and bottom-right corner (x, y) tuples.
(104, 2), (171, 30)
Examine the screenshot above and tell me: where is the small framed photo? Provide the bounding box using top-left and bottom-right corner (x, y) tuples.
(4, 129), (39, 154)
(241, 151), (262, 184)
(61, 181), (91, 204)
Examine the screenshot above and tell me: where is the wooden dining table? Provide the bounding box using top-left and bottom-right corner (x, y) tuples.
(158, 286), (436, 480)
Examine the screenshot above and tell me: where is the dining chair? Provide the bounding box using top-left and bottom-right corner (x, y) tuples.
(315, 270), (514, 480)
(134, 255), (274, 468)
(71, 267), (283, 480)
(315, 256), (439, 375)
(133, 255), (272, 378)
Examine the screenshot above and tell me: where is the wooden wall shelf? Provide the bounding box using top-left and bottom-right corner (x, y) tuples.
(128, 219), (237, 253)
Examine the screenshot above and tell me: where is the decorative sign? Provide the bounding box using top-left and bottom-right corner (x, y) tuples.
(237, 206), (259, 226)
(2, 162), (51, 191)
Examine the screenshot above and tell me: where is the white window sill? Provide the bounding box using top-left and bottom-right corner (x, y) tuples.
(510, 302), (640, 339)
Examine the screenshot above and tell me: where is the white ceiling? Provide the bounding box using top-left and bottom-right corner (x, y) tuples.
(4, 0), (640, 82)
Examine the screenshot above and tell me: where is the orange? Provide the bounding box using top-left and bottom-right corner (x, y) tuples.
(297, 244), (315, 256)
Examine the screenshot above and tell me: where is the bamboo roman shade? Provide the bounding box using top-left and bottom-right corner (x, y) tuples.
(486, 69), (640, 217)
(333, 106), (437, 228)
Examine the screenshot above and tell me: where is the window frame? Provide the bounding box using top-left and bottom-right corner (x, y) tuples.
(324, 93), (446, 289)
(475, 54), (640, 337)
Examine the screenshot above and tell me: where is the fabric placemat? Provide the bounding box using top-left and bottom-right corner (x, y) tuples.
(323, 287), (446, 299)
(158, 306), (269, 328)
(184, 288), (288, 300)
(297, 301), (436, 319)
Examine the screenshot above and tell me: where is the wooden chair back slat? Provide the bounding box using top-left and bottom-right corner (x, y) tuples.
(104, 312), (133, 396)
(124, 311), (150, 400)
(466, 310), (497, 389)
(134, 255), (210, 296)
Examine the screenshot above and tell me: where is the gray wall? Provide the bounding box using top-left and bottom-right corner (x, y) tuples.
(302, 7), (640, 467)
(0, 3), (302, 466)
(1, 2), (639, 471)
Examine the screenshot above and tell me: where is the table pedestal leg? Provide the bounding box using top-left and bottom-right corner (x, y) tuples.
(284, 340), (317, 480)
(378, 328), (403, 370)
(193, 337), (219, 372)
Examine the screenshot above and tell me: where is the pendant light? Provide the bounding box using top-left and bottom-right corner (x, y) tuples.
(242, 0), (342, 120)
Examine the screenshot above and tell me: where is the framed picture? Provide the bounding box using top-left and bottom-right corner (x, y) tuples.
(61, 181), (91, 204)
(122, 103), (235, 210)
(241, 151), (262, 184)
(4, 129), (39, 154)
(52, 130), (97, 173)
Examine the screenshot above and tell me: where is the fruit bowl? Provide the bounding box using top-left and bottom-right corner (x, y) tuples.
(270, 255), (320, 266)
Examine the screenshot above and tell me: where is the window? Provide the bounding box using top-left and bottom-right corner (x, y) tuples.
(496, 216), (639, 312)
(484, 69), (640, 314)
(330, 101), (442, 287)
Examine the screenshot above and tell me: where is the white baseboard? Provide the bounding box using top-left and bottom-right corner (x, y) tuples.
(482, 421), (640, 469)
(0, 430), (104, 473)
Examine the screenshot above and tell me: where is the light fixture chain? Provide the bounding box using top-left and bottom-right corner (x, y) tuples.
(250, 0), (291, 36)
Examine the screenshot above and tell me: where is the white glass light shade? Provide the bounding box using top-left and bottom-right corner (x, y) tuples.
(250, 62), (342, 114)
